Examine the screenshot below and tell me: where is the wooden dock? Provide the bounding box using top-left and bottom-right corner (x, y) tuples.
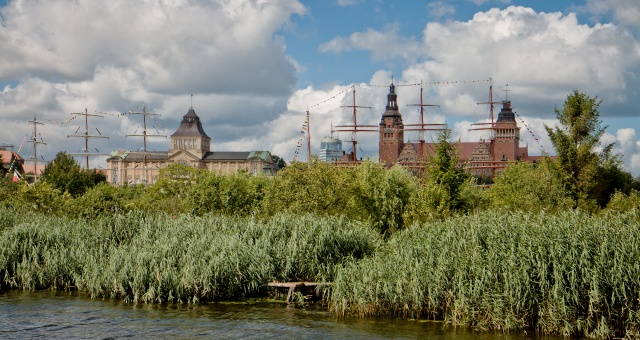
(268, 282), (331, 303)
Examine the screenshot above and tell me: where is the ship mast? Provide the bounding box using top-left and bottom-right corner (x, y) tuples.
(335, 86), (376, 162)
(471, 78), (503, 136)
(27, 116), (47, 180)
(405, 81), (446, 140)
(127, 107), (166, 184)
(67, 108), (109, 169)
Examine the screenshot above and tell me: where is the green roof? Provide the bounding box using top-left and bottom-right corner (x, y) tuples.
(248, 151), (270, 161)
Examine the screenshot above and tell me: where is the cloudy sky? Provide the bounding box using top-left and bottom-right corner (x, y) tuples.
(1, 0), (640, 175)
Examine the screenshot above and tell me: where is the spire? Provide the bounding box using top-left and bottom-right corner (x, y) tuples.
(386, 81), (398, 111)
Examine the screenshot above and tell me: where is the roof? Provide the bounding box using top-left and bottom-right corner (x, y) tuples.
(171, 107), (211, 139)
(0, 150), (24, 164)
(203, 151), (272, 162)
(248, 151), (271, 161)
(107, 151), (169, 162)
(203, 151), (252, 161)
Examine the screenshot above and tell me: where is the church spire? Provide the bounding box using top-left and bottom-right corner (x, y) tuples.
(386, 81), (398, 111)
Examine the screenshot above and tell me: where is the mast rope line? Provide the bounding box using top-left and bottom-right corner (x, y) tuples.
(306, 79), (490, 110)
(515, 112), (547, 154)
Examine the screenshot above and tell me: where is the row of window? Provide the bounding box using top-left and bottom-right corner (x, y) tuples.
(173, 138), (209, 150)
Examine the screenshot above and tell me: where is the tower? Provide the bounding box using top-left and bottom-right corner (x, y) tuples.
(169, 107), (211, 159)
(492, 101), (521, 161)
(379, 82), (404, 165)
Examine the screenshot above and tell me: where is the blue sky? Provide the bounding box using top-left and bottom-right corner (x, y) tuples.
(1, 0), (640, 175)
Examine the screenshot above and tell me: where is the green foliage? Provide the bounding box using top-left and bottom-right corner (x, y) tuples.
(69, 182), (125, 219)
(138, 163), (205, 213)
(426, 128), (469, 211)
(604, 189), (640, 213)
(0, 209), (378, 302)
(40, 152), (105, 197)
(271, 154), (287, 170)
(9, 181), (72, 214)
(486, 161), (574, 213)
(404, 176), (480, 223)
(330, 210), (640, 338)
(261, 161), (358, 219)
(0, 172), (19, 206)
(544, 91), (628, 208)
(352, 162), (416, 236)
(0, 153), (6, 174)
(182, 171), (268, 216)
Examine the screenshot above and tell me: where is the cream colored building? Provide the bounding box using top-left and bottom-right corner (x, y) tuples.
(106, 107), (276, 185)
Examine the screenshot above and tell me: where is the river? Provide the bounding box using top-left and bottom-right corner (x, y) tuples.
(0, 290), (554, 339)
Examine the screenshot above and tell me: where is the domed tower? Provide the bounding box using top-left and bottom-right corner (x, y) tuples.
(493, 101), (521, 161)
(169, 106), (211, 159)
(379, 82), (404, 165)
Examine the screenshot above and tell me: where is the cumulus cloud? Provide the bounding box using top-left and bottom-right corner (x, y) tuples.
(336, 0), (360, 6)
(428, 1), (456, 19)
(585, 0), (640, 27)
(320, 6), (640, 119)
(0, 0), (305, 96)
(305, 6), (640, 173)
(3, 2), (640, 176)
(0, 0), (306, 166)
(610, 128), (640, 176)
(318, 23), (422, 62)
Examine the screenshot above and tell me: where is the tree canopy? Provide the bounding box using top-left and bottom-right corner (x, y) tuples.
(544, 90), (629, 208)
(40, 152), (106, 197)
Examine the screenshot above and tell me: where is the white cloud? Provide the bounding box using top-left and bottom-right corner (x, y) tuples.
(0, 0), (306, 166)
(428, 1), (455, 19)
(0, 0), (305, 95)
(585, 0), (640, 27)
(611, 128), (640, 176)
(318, 23), (422, 61)
(336, 0), (360, 6)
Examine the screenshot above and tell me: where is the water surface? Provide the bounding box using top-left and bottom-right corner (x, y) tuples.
(0, 290), (551, 339)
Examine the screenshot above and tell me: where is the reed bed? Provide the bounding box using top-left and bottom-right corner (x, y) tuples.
(329, 210), (640, 338)
(0, 208), (379, 303)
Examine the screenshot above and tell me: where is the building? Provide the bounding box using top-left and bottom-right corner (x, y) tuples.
(0, 147), (25, 174)
(376, 83), (543, 176)
(106, 106), (276, 185)
(319, 134), (343, 162)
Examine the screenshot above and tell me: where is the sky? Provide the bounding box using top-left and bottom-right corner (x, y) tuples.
(1, 0), (640, 176)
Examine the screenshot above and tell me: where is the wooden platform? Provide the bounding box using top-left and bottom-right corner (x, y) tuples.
(268, 282), (331, 303)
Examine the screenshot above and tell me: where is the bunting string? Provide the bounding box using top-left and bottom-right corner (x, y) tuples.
(515, 112), (547, 154)
(16, 130), (30, 153)
(42, 115), (78, 125)
(291, 114), (309, 162)
(307, 78), (490, 110)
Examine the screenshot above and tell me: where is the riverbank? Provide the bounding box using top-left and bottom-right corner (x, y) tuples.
(1, 207), (639, 338)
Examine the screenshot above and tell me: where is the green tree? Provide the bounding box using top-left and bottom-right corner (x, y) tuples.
(261, 160), (358, 219)
(40, 152), (105, 197)
(137, 163), (204, 213)
(271, 154), (287, 171)
(182, 170), (268, 216)
(486, 160), (573, 213)
(426, 127), (469, 211)
(0, 153), (6, 174)
(0, 170), (19, 206)
(544, 91), (629, 208)
(353, 162), (416, 236)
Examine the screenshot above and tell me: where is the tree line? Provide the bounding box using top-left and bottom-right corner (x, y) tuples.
(1, 90), (639, 235)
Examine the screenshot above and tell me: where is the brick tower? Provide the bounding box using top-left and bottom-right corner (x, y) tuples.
(492, 101), (521, 161)
(379, 83), (404, 165)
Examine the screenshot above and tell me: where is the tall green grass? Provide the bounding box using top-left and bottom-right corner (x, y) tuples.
(0, 208), (379, 303)
(329, 210), (640, 338)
